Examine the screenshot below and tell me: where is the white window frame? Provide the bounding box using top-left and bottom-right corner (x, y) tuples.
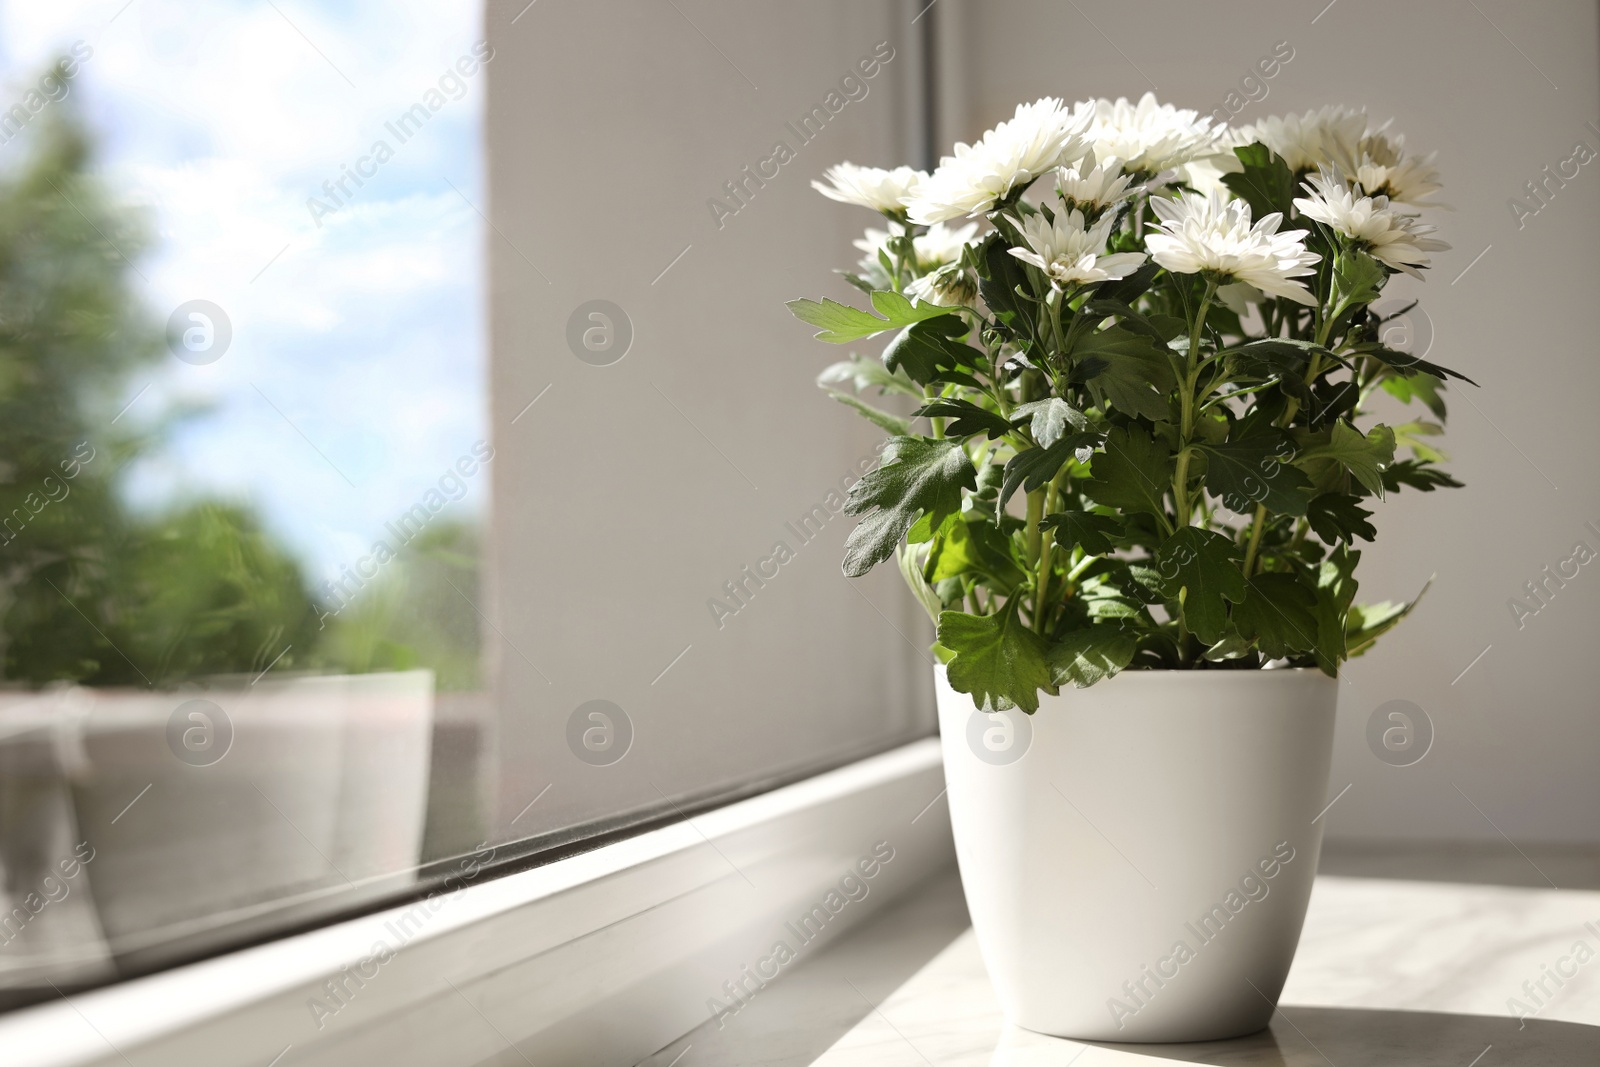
(0, 739), (951, 1067)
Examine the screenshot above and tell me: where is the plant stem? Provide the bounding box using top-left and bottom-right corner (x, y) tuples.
(1025, 487), (1045, 629)
(1188, 284), (1216, 390)
(1031, 467), (1068, 634)
(890, 222), (912, 291)
(1173, 279), (1217, 529)
(1172, 446), (1194, 528)
(989, 348), (1014, 420)
(1065, 552), (1099, 583)
(1242, 502), (1268, 577)
(1050, 290), (1067, 361)
(1237, 300), (1338, 571)
(1279, 351), (1321, 429)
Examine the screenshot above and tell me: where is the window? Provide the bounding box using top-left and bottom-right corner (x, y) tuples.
(0, 0), (932, 1011)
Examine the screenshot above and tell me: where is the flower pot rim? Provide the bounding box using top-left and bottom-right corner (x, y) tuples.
(934, 663), (1336, 683)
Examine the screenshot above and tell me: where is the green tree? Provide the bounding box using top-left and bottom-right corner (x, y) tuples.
(0, 102), (483, 689)
(0, 103), (161, 682)
(0, 105), (323, 686)
(313, 519), (483, 691)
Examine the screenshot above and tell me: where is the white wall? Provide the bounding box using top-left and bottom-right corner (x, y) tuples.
(941, 0), (1600, 843)
(483, 0), (937, 840)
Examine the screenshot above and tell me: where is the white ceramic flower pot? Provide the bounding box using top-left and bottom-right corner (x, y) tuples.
(935, 665), (1337, 1043)
(69, 677), (347, 950)
(329, 669), (435, 882)
(68, 671), (438, 954)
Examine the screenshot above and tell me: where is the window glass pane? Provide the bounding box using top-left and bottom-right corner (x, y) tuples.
(0, 0), (930, 1007)
(480, 0), (929, 860)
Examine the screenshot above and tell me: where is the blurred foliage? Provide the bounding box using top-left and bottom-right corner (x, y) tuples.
(4, 501), (323, 686)
(313, 520), (483, 691)
(0, 102), (482, 690)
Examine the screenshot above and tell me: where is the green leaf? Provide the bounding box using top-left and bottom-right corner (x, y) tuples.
(1308, 546), (1360, 674)
(1379, 459), (1464, 494)
(1380, 370), (1447, 419)
(882, 316), (977, 384)
(1082, 298), (1166, 342)
(1331, 249), (1385, 311)
(786, 292), (954, 344)
(1302, 376), (1362, 428)
(905, 507), (956, 546)
(786, 297), (888, 344)
(1203, 632), (1256, 661)
(1294, 421), (1396, 497)
(842, 437), (975, 578)
(1221, 142), (1297, 221)
(1093, 259), (1160, 307)
(1199, 436), (1315, 517)
(1073, 326), (1176, 421)
(972, 461), (1005, 501)
(896, 544), (944, 624)
(1012, 397), (1087, 448)
(1083, 425), (1171, 520)
(1356, 344), (1477, 386)
(1224, 337), (1334, 377)
(912, 397), (1014, 440)
(975, 235), (1037, 342)
(926, 516), (1026, 591)
(1049, 626), (1136, 688)
(1156, 527), (1247, 645)
(1000, 433), (1097, 509)
(872, 289), (946, 322)
(816, 356), (922, 398)
(1347, 578), (1430, 657)
(822, 390), (911, 435)
(839, 271), (877, 295)
(1075, 575), (1146, 621)
(1231, 572), (1319, 659)
(1305, 493), (1376, 545)
(938, 602), (1053, 713)
(1042, 509), (1124, 555)
(1123, 563), (1168, 605)
(1147, 314), (1189, 343)
(1393, 420), (1448, 463)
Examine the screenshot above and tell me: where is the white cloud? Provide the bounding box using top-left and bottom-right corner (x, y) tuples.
(1, 0), (488, 580)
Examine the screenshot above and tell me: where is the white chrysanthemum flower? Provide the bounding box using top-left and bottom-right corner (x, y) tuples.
(1350, 128), (1443, 207)
(1293, 171), (1449, 278)
(812, 163), (928, 214)
(1177, 154), (1238, 197)
(853, 221), (979, 285)
(906, 263), (978, 307)
(1144, 190), (1322, 305)
(906, 97), (1093, 224)
(1008, 208), (1147, 290)
(913, 220), (980, 265)
(1216, 281), (1265, 315)
(1174, 125), (1253, 196)
(1055, 153), (1138, 214)
(1082, 92), (1222, 175)
(1244, 105), (1367, 172)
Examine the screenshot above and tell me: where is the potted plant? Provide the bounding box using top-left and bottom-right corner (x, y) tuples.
(789, 94), (1465, 1042)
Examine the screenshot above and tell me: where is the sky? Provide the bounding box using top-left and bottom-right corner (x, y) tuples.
(0, 0), (487, 585)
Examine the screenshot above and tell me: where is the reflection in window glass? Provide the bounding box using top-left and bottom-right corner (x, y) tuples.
(0, 0), (489, 1005)
(0, 0), (935, 1011)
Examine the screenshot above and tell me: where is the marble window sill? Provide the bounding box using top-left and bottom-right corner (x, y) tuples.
(643, 853), (1600, 1066)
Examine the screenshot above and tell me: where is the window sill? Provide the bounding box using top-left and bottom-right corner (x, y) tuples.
(640, 850), (1600, 1065)
(0, 738), (953, 1067)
